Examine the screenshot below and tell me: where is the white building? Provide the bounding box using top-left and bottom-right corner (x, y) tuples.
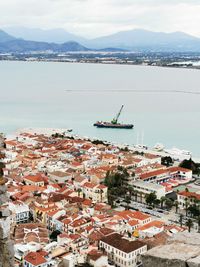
(9, 201), (30, 223)
(131, 180), (166, 199)
(100, 233), (147, 267)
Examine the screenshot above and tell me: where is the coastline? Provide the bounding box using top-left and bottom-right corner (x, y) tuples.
(11, 127), (200, 163)
(1, 57), (200, 71)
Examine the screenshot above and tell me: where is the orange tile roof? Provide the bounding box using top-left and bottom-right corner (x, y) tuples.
(137, 220), (164, 231)
(132, 211), (151, 221)
(128, 219), (140, 227)
(140, 169), (169, 180)
(178, 191), (200, 200)
(83, 182), (96, 189)
(24, 174), (44, 183)
(24, 252), (47, 265)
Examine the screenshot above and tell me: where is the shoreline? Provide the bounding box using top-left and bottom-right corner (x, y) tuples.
(10, 127), (200, 163)
(1, 58), (200, 71)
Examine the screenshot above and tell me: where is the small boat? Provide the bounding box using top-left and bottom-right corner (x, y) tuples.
(154, 143), (165, 151)
(94, 105), (134, 129)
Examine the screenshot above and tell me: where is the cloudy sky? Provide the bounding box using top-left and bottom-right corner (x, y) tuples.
(1, 0), (200, 38)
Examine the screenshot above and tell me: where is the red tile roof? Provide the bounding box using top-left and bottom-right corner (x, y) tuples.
(24, 252), (47, 265)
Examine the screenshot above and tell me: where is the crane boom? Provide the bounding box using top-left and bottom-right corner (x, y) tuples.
(111, 105), (124, 124)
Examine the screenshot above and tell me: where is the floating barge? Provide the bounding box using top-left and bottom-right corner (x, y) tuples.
(94, 105), (134, 129)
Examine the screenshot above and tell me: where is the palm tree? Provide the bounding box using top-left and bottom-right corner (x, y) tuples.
(174, 200), (179, 213)
(179, 214), (183, 227)
(197, 216), (200, 233)
(186, 218), (193, 233)
(128, 186), (134, 200)
(185, 199), (189, 217)
(160, 196), (166, 209)
(125, 195), (131, 210)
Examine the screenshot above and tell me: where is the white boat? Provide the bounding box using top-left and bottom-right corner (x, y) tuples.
(134, 144), (148, 150)
(164, 147), (192, 159)
(153, 143), (165, 151)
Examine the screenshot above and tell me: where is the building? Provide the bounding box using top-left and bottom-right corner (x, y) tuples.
(9, 201), (30, 223)
(23, 251), (48, 267)
(82, 182), (108, 203)
(100, 233), (147, 267)
(131, 180), (166, 199)
(177, 190), (200, 209)
(23, 174), (45, 187)
(139, 167), (192, 184)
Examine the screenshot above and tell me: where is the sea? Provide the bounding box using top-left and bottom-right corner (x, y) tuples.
(0, 61), (200, 156)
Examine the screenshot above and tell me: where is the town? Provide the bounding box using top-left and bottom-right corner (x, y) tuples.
(1, 129), (200, 267)
(1, 51), (200, 70)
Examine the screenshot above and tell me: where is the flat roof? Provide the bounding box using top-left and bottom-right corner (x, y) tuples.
(132, 180), (165, 190)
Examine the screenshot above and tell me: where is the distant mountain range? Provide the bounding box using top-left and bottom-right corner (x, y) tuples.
(0, 29), (89, 53)
(1, 27), (200, 52)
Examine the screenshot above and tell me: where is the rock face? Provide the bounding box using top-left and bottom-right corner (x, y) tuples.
(142, 232), (200, 267)
(0, 133), (4, 148)
(0, 148), (14, 267)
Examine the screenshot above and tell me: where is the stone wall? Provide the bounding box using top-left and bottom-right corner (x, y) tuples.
(0, 170), (14, 267)
(142, 232), (200, 267)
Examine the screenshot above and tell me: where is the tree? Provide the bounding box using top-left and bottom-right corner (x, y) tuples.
(161, 156), (173, 167)
(125, 195), (131, 210)
(165, 198), (173, 210)
(188, 204), (200, 218)
(107, 191), (116, 208)
(174, 200), (179, 213)
(127, 186), (134, 199)
(50, 230), (61, 241)
(185, 199), (189, 217)
(154, 198), (161, 207)
(179, 158), (198, 174)
(160, 196), (166, 209)
(179, 214), (183, 227)
(186, 218), (193, 233)
(145, 193), (157, 207)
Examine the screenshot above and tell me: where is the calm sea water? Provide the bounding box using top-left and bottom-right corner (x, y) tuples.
(0, 61), (200, 156)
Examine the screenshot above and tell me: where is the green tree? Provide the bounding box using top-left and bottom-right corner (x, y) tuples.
(186, 218), (193, 233)
(179, 158), (198, 174)
(145, 192), (157, 207)
(174, 200), (179, 213)
(185, 199), (189, 217)
(179, 214), (183, 227)
(197, 216), (200, 233)
(165, 198), (173, 210)
(160, 196), (166, 209)
(127, 186), (134, 200)
(154, 198), (161, 207)
(161, 156), (173, 167)
(125, 195), (131, 210)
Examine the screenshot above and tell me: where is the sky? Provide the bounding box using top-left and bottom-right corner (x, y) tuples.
(1, 0), (200, 38)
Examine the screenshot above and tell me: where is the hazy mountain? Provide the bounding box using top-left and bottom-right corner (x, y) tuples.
(0, 29), (16, 43)
(1, 28), (200, 52)
(88, 29), (200, 51)
(0, 39), (90, 53)
(2, 27), (87, 44)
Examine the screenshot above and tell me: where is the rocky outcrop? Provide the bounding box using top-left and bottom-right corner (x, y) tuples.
(0, 151), (14, 267)
(142, 232), (200, 267)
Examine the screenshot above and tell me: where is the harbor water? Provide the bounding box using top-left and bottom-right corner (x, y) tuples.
(0, 61), (200, 156)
